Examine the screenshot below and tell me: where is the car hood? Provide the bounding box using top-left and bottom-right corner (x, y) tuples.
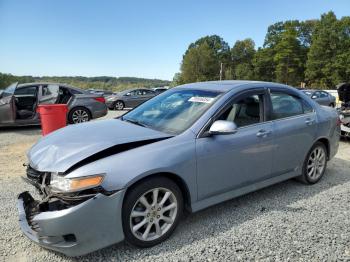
(28, 119), (171, 172)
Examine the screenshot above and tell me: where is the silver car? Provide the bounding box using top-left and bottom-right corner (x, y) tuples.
(18, 81), (340, 256)
(105, 88), (157, 110)
(302, 89), (336, 107)
(0, 82), (107, 126)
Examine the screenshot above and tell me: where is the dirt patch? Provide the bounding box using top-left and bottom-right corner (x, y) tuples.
(0, 142), (34, 179)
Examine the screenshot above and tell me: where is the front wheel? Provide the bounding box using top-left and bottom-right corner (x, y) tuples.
(122, 177), (183, 247)
(298, 142), (327, 184)
(68, 107), (91, 124)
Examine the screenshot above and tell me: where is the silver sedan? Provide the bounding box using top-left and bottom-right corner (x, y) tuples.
(18, 81), (340, 256)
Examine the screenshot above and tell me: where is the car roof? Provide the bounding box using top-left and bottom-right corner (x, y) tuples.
(16, 82), (86, 93)
(174, 80), (294, 93)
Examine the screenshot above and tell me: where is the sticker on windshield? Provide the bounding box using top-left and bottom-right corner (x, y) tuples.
(188, 97), (215, 103)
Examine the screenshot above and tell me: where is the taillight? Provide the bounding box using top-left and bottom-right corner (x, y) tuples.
(94, 97), (105, 103)
(337, 115), (343, 126)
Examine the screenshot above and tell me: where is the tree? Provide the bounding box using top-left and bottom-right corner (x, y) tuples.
(253, 47), (275, 82)
(180, 41), (220, 83)
(305, 11), (349, 88)
(186, 35), (231, 65)
(273, 26), (305, 85)
(230, 38), (256, 79)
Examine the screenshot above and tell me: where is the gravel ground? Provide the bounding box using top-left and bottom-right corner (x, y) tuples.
(0, 112), (349, 262)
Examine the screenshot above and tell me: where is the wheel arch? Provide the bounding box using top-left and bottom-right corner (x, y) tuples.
(125, 172), (192, 212)
(68, 106), (92, 123)
(315, 137), (330, 159)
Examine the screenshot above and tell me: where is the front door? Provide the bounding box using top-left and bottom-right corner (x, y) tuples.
(0, 83), (16, 124)
(196, 90), (274, 200)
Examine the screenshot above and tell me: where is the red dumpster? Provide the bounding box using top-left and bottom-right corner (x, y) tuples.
(36, 104), (68, 136)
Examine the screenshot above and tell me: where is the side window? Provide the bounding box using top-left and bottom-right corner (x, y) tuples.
(320, 92), (328, 98)
(217, 94), (263, 128)
(14, 86), (37, 96)
(270, 92), (303, 119)
(42, 86), (52, 96)
(143, 90), (153, 95)
(313, 91), (321, 98)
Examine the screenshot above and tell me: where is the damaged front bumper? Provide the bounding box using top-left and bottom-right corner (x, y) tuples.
(17, 189), (126, 257)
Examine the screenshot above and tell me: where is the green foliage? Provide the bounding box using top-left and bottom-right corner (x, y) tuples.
(273, 26), (305, 85)
(231, 39), (256, 80)
(0, 73), (170, 91)
(180, 41), (220, 83)
(306, 12), (350, 88)
(175, 12), (350, 89)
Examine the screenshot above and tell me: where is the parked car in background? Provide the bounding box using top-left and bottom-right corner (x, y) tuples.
(18, 81), (339, 256)
(337, 83), (350, 137)
(0, 82), (107, 126)
(88, 89), (114, 97)
(302, 89), (336, 107)
(151, 87), (169, 94)
(106, 88), (156, 110)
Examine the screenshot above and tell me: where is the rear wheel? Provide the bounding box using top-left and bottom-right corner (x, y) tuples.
(298, 142), (327, 184)
(122, 177), (183, 247)
(114, 101), (124, 110)
(329, 103), (335, 108)
(68, 107), (91, 124)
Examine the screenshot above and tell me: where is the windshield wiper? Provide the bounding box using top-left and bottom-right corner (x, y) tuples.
(123, 118), (147, 128)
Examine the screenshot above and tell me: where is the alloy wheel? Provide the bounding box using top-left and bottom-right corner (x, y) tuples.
(115, 101), (124, 110)
(130, 187), (178, 241)
(72, 109), (89, 123)
(306, 146), (326, 180)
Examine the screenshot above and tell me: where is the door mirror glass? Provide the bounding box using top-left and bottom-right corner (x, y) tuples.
(209, 120), (237, 135)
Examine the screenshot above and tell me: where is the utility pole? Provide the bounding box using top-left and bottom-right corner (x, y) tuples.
(220, 62), (223, 81)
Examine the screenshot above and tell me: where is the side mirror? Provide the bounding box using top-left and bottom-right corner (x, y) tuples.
(311, 95), (317, 99)
(209, 120), (238, 135)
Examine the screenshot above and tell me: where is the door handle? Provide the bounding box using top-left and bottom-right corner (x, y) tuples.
(305, 118), (315, 125)
(256, 129), (271, 138)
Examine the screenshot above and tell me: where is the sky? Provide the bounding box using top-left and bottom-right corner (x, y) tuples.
(0, 0), (349, 80)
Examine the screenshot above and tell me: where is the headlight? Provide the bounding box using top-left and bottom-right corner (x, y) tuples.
(50, 173), (104, 192)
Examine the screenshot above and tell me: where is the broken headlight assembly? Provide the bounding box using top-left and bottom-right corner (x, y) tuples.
(50, 173), (105, 193)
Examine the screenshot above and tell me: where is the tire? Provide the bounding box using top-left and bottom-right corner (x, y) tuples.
(297, 142), (327, 184)
(122, 177), (183, 247)
(114, 101), (124, 110)
(329, 103), (335, 108)
(68, 107), (91, 124)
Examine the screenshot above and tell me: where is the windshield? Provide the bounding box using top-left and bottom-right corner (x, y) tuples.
(122, 89), (222, 134)
(1, 82), (17, 98)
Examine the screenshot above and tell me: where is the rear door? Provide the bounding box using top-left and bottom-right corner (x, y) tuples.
(38, 84), (59, 104)
(269, 89), (316, 177)
(126, 90), (142, 107)
(0, 83), (16, 124)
